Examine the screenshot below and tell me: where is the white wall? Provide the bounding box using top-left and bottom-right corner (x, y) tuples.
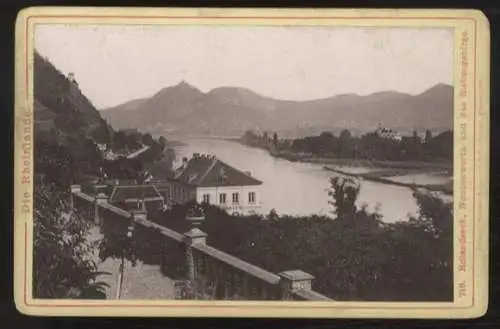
(196, 185), (262, 215)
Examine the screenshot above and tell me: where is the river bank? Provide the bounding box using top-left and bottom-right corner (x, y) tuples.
(231, 139), (453, 196)
(274, 150), (451, 172)
(323, 166), (453, 196)
(234, 139), (452, 173)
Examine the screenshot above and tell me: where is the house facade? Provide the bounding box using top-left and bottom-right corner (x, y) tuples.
(168, 153), (263, 215)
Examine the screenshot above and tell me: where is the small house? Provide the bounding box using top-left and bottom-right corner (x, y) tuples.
(108, 185), (165, 212)
(169, 153), (263, 215)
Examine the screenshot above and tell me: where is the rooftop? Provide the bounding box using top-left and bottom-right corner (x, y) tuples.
(173, 153), (262, 187)
(109, 185), (164, 204)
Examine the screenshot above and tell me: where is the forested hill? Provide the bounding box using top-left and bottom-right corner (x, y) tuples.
(34, 51), (112, 142)
(32, 52), (172, 300)
(33, 51), (169, 187)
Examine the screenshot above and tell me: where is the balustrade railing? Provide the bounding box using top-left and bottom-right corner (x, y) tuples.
(70, 184), (332, 301)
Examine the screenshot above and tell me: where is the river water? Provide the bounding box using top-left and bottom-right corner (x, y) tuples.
(170, 138), (446, 223)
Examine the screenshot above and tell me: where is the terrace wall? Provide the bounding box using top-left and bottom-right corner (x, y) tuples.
(70, 185), (332, 301)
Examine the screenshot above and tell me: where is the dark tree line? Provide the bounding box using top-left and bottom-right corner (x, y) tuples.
(242, 128), (453, 163)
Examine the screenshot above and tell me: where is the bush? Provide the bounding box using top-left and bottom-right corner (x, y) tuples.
(33, 182), (110, 299)
(154, 175), (453, 301)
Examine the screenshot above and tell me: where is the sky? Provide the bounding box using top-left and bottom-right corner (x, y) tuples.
(35, 24), (454, 109)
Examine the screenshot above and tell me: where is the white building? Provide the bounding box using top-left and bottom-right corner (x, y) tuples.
(376, 125), (402, 141)
(169, 153), (263, 216)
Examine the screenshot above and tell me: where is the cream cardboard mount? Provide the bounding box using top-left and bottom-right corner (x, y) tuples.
(13, 7), (490, 318)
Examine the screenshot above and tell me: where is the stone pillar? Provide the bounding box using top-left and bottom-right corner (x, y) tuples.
(130, 208), (147, 223)
(69, 184), (81, 210)
(278, 270), (314, 300)
(183, 228), (207, 282)
(94, 192), (108, 225)
(242, 274), (249, 299)
(94, 184), (108, 195)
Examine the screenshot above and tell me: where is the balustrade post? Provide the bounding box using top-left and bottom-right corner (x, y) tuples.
(261, 284), (267, 300)
(160, 235), (167, 275)
(183, 228), (207, 282)
(242, 274), (249, 299)
(69, 184), (81, 210)
(223, 266), (230, 300)
(130, 208), (147, 223)
(94, 192), (108, 225)
(278, 270), (314, 300)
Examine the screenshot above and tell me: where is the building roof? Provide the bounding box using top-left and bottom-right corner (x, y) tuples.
(109, 185), (163, 204)
(126, 145), (150, 159)
(173, 153), (262, 187)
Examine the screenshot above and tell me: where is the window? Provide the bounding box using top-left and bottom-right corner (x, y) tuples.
(219, 193), (227, 204)
(248, 192), (256, 204)
(232, 192), (239, 204)
(202, 194), (210, 204)
(218, 168), (228, 184)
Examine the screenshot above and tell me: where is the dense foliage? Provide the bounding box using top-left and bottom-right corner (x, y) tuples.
(33, 180), (109, 298)
(151, 177), (453, 302)
(32, 51), (175, 299)
(241, 128), (453, 163)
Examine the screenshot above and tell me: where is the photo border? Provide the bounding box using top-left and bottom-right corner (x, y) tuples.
(13, 7), (491, 319)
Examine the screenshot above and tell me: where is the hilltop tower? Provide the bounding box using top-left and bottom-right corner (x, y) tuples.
(68, 72), (77, 84)
(67, 71), (81, 97)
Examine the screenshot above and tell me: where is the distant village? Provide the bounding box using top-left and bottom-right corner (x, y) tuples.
(91, 142), (263, 217)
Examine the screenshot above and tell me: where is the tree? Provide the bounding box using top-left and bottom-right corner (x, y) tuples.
(90, 123), (113, 144)
(142, 133), (155, 146)
(339, 129), (352, 141)
(244, 130), (257, 140)
(125, 132), (142, 151)
(320, 131), (334, 139)
(338, 129), (352, 157)
(424, 130), (433, 144)
(327, 175), (361, 219)
(273, 132), (278, 145)
(112, 130), (127, 150)
(33, 181), (110, 298)
(35, 133), (74, 188)
(158, 136), (167, 148)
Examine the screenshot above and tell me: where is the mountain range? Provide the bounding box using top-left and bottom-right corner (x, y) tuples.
(100, 81), (453, 138)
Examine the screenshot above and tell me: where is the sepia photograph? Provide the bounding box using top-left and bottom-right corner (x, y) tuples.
(14, 7), (490, 318)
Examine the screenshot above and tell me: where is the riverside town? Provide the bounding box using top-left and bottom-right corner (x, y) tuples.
(30, 24), (456, 302)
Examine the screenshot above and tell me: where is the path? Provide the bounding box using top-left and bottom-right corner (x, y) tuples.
(126, 145), (151, 159)
(87, 226), (178, 300)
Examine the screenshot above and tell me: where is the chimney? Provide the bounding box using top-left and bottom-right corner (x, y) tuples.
(181, 157), (189, 170)
(244, 171), (252, 177)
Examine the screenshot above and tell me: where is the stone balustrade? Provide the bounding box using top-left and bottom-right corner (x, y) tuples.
(70, 185), (332, 301)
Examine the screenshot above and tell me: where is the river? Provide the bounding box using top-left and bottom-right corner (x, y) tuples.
(170, 137), (445, 223)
